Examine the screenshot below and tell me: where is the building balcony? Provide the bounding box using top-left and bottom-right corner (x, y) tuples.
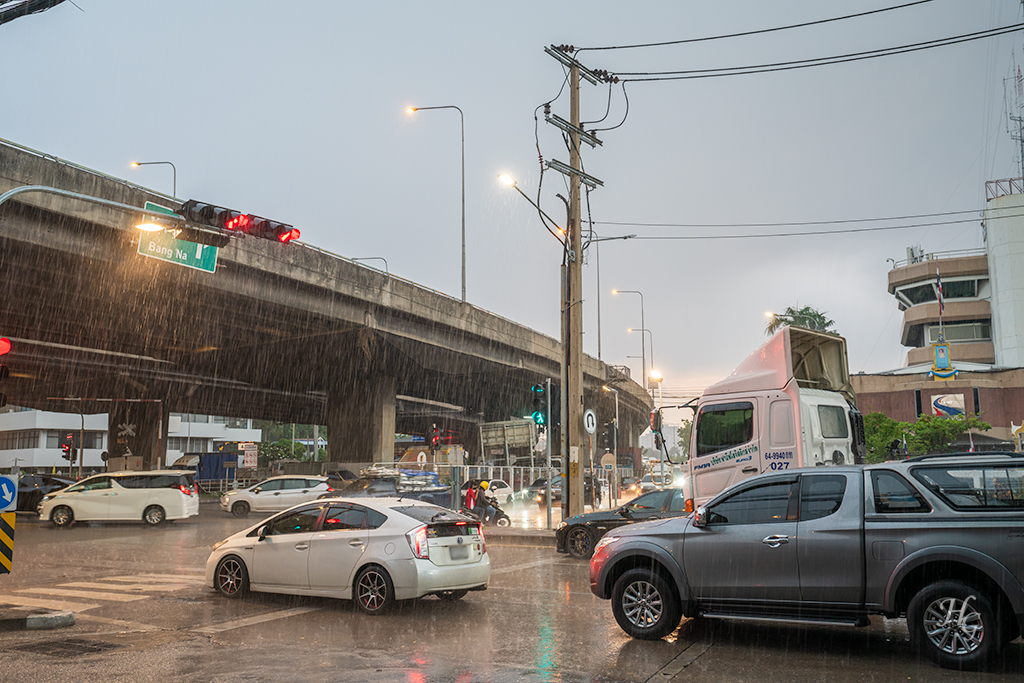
(906, 342), (995, 366)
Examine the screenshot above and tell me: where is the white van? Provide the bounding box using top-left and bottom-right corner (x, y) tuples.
(38, 470), (199, 527)
(687, 326), (865, 509)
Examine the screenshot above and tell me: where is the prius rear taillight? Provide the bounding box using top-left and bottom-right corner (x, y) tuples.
(406, 525), (429, 559)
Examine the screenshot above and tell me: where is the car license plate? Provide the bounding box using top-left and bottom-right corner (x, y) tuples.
(449, 545), (469, 560)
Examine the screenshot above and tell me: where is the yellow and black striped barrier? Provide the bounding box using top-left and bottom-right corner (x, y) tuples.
(0, 512), (14, 574)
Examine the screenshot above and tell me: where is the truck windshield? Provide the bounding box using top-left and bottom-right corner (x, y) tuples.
(695, 402), (754, 456)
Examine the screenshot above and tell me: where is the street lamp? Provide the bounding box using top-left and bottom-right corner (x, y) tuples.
(407, 105), (466, 302)
(648, 369), (666, 488)
(130, 161), (176, 199)
(498, 174), (565, 243)
(628, 328), (655, 383)
(613, 289), (646, 389)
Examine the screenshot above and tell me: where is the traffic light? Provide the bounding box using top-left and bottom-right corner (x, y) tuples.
(531, 384), (547, 425)
(177, 200), (300, 244)
(650, 409), (663, 434)
(429, 425), (441, 448)
(0, 337), (9, 408)
(654, 433), (664, 450)
(61, 434), (73, 461)
(601, 422), (612, 452)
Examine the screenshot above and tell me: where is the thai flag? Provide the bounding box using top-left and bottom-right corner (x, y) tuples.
(969, 431), (975, 453)
(936, 271), (944, 315)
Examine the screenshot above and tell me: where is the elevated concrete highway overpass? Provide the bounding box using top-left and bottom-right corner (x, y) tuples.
(0, 139), (652, 468)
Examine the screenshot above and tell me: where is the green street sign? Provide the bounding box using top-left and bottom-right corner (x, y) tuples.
(137, 202), (218, 274)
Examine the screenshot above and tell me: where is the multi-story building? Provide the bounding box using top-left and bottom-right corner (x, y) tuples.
(852, 179), (1024, 446)
(0, 407), (261, 472)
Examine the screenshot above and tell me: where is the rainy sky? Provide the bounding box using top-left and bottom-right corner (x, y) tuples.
(2, 1), (1021, 418)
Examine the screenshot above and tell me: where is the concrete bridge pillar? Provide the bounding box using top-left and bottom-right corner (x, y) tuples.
(326, 374), (397, 465)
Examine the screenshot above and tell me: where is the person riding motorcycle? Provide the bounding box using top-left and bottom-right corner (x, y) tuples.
(477, 481), (498, 524)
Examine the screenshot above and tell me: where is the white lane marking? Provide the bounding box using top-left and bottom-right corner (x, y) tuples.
(18, 587), (149, 602)
(60, 581), (193, 592)
(0, 594), (99, 612)
(101, 573), (205, 582)
(191, 606), (321, 634)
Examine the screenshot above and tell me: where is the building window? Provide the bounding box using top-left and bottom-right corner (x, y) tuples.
(45, 431), (104, 449)
(167, 437), (209, 452)
(926, 322), (991, 345)
(177, 414), (209, 424)
(900, 284), (938, 306)
(943, 280), (977, 299)
(0, 430), (41, 450)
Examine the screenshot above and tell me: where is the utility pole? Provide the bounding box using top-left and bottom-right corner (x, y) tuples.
(566, 62), (585, 518)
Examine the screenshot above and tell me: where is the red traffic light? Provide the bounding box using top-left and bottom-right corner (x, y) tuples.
(0, 337), (10, 356)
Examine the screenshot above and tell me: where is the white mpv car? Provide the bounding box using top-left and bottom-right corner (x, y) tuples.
(38, 470), (199, 526)
(207, 497), (490, 614)
(219, 475), (334, 517)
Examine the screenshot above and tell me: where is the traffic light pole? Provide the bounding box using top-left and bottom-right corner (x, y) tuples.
(545, 377), (552, 530)
(566, 62), (585, 519)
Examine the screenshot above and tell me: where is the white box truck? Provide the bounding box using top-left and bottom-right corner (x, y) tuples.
(687, 326), (865, 508)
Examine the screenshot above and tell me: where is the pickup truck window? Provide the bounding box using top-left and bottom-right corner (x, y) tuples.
(912, 465), (1024, 509)
(799, 475), (847, 521)
(695, 402), (754, 457)
(705, 481), (795, 525)
(871, 470), (930, 514)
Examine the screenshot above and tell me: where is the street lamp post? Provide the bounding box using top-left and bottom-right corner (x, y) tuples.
(649, 369), (665, 486)
(626, 326), (655, 392)
(130, 161), (177, 199)
(407, 105), (466, 302)
(613, 290), (645, 389)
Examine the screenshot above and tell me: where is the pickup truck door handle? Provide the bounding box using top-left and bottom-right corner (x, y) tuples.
(742, 466), (758, 474)
(762, 535), (790, 548)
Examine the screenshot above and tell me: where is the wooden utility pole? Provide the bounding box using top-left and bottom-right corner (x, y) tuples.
(566, 63), (585, 518)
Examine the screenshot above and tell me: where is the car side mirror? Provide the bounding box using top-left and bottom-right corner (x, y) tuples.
(618, 505), (631, 517)
(252, 487), (262, 494)
(693, 506), (708, 528)
(257, 525), (269, 541)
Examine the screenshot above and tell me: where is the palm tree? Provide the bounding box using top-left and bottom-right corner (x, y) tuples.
(765, 305), (837, 336)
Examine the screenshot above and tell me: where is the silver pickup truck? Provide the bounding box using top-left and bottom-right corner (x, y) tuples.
(589, 452), (1024, 669)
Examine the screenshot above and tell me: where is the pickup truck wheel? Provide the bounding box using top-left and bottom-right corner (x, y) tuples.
(908, 580), (1005, 670)
(612, 567), (682, 640)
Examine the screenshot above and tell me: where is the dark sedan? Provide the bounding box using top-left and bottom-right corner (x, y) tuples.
(555, 487), (688, 559)
(17, 474), (75, 512)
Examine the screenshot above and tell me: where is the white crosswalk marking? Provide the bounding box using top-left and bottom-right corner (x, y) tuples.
(18, 587), (149, 602)
(60, 581), (194, 592)
(0, 595), (99, 612)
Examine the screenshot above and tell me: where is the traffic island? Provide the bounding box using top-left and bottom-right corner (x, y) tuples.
(0, 606), (75, 631)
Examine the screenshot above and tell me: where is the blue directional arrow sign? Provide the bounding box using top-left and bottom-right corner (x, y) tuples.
(0, 475), (16, 513)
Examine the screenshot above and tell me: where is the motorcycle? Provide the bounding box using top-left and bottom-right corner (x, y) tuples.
(460, 494), (511, 527)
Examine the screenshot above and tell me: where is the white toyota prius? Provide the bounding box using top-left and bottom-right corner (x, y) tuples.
(205, 496), (490, 614)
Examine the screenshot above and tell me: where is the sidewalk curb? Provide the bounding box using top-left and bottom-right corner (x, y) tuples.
(0, 607), (76, 632)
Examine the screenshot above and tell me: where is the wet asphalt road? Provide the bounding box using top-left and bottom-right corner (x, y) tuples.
(1, 503), (1022, 683)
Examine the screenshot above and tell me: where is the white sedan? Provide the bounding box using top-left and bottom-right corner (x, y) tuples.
(219, 475), (334, 517)
(205, 497), (490, 614)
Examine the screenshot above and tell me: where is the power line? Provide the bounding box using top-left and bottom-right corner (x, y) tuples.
(617, 24), (1024, 82)
(625, 217), (995, 241)
(594, 208), (982, 229)
(577, 0), (934, 52)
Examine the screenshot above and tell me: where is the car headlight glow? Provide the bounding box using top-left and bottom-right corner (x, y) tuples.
(594, 535), (621, 554)
(556, 521), (567, 530)
(212, 539), (228, 551)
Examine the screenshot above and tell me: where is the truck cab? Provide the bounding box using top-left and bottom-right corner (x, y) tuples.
(688, 327), (865, 508)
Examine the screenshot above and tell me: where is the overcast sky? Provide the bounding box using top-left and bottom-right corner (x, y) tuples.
(2, 1), (1021, 421)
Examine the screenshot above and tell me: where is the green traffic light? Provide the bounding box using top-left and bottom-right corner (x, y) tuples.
(531, 410), (546, 425)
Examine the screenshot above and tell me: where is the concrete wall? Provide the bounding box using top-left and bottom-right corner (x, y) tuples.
(986, 193), (1024, 367)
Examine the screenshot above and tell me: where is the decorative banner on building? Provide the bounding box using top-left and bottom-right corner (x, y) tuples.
(932, 394), (966, 417)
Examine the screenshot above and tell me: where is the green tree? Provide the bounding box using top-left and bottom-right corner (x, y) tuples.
(863, 411), (992, 463)
(677, 419), (692, 458)
(911, 414), (991, 454)
(765, 305), (837, 336)
(863, 412), (912, 463)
